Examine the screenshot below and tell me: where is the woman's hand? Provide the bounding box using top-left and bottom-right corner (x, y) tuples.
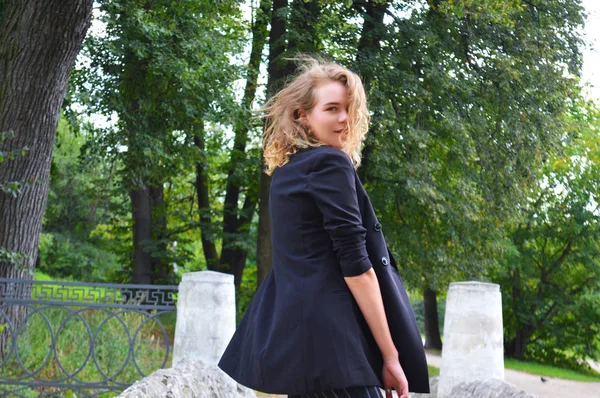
(382, 358), (409, 398)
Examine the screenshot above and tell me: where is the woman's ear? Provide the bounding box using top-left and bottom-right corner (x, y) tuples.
(297, 109), (307, 121)
(296, 110), (311, 131)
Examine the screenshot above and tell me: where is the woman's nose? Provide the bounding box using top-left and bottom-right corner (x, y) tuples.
(338, 110), (348, 122)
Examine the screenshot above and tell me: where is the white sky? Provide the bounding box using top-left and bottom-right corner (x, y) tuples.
(581, 0), (600, 100)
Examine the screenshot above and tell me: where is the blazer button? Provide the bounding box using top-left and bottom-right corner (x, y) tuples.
(374, 222), (382, 232)
(381, 257), (388, 266)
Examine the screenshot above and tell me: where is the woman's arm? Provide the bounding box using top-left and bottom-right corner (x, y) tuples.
(345, 269), (409, 398)
(306, 149), (410, 397)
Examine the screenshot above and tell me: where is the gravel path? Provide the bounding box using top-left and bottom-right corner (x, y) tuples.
(427, 353), (600, 398)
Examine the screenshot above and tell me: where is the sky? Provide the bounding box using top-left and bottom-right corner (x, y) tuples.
(581, 0), (600, 100)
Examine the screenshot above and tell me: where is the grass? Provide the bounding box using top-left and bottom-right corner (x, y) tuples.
(504, 358), (600, 382)
(428, 365), (440, 377)
(33, 270), (56, 281)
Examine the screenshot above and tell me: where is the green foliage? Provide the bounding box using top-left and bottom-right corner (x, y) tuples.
(38, 232), (122, 282)
(73, 0), (245, 183)
(0, 247), (30, 270)
(237, 261), (257, 325)
(493, 102), (600, 366)
(427, 365), (440, 377)
(0, 131), (29, 163)
(0, 131), (31, 196)
(410, 294), (446, 337)
(41, 115), (129, 282)
(63, 0), (249, 283)
(362, 0), (586, 291)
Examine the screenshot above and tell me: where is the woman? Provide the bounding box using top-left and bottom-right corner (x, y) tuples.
(218, 59), (429, 398)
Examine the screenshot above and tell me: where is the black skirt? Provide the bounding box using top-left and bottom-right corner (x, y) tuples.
(288, 386), (383, 398)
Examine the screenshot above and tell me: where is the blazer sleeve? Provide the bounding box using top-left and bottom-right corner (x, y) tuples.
(307, 148), (372, 277)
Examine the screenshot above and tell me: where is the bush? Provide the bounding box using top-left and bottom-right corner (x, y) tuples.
(410, 294), (446, 337)
(38, 232), (122, 282)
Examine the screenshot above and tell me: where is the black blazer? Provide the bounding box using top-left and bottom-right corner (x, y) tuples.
(218, 146), (429, 395)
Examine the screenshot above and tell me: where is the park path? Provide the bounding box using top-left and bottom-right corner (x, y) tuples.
(256, 354), (600, 398)
(426, 353), (600, 398)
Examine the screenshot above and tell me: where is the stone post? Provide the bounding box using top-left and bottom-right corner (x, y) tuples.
(173, 271), (236, 366)
(437, 282), (504, 398)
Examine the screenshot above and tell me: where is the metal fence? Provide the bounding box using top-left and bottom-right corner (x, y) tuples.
(0, 278), (178, 397)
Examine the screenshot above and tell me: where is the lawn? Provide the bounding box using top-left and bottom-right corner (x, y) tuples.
(425, 352), (600, 382)
(504, 358), (600, 382)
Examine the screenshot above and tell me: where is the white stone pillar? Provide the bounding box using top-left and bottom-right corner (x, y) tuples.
(437, 282), (504, 398)
(173, 271), (236, 366)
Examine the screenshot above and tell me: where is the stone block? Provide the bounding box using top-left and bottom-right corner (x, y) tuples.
(437, 282), (504, 397)
(173, 271), (236, 366)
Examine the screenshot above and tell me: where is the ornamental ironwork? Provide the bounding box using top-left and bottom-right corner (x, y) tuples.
(0, 278), (178, 397)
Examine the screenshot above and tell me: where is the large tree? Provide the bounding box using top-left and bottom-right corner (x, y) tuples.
(0, 0), (93, 356)
(204, 0), (271, 289)
(362, 0), (586, 348)
(256, 0), (325, 284)
(73, 0), (244, 284)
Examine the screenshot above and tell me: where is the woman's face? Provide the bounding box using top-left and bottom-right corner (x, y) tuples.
(301, 80), (349, 149)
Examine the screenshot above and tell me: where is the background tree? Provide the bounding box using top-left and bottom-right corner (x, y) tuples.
(39, 115), (124, 282)
(360, 0), (586, 349)
(256, 0), (325, 284)
(212, 0), (270, 288)
(495, 103), (600, 367)
(71, 0), (245, 285)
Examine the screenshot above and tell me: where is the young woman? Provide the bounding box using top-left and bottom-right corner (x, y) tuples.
(218, 59), (429, 398)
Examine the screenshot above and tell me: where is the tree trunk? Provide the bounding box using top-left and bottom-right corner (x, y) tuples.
(0, 0), (92, 359)
(423, 287), (443, 351)
(354, 0), (387, 182)
(194, 122), (221, 271)
(282, 0), (322, 76)
(131, 187), (153, 284)
(149, 184), (171, 284)
(256, 0), (289, 286)
(505, 267), (528, 359)
(220, 0), (269, 289)
(507, 327), (530, 359)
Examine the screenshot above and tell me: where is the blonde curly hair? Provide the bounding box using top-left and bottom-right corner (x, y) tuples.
(262, 58), (370, 175)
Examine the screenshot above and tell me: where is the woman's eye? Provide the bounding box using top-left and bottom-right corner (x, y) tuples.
(327, 107), (337, 111)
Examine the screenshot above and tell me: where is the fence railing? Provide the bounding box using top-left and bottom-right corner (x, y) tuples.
(0, 278), (178, 397)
